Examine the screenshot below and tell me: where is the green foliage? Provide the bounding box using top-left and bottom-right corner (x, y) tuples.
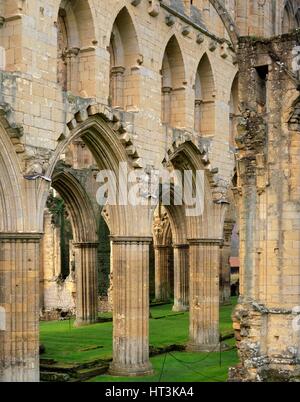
(98, 214), (111, 296)
(46, 192), (65, 224)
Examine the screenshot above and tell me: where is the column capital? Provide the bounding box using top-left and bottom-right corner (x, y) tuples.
(173, 243), (189, 250)
(188, 238), (223, 246)
(111, 66), (126, 75)
(0, 232), (43, 242)
(162, 86), (172, 94)
(73, 241), (99, 249)
(111, 236), (153, 245)
(154, 244), (170, 250)
(65, 47), (80, 57)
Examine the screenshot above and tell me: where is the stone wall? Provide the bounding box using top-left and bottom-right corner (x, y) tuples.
(230, 32), (300, 382)
(41, 209), (76, 318)
(0, 0), (240, 188)
(1, 0), (297, 382)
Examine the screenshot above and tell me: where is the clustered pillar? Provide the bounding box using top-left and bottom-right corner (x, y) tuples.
(187, 239), (221, 352)
(65, 47), (80, 93)
(109, 236), (153, 377)
(73, 242), (98, 327)
(173, 244), (189, 312)
(110, 66), (125, 108)
(220, 222), (234, 304)
(194, 99), (202, 132)
(161, 86), (172, 124)
(0, 233), (41, 382)
(154, 245), (170, 302)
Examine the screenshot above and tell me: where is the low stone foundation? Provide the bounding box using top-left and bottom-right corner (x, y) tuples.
(40, 309), (75, 321)
(229, 363), (300, 383)
(98, 296), (112, 313)
(230, 301), (300, 382)
(41, 276), (76, 320)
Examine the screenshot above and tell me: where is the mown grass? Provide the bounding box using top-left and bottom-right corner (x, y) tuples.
(40, 298), (238, 381)
(89, 341), (238, 382)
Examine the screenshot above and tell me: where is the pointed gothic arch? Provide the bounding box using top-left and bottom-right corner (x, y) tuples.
(282, 0), (300, 33)
(108, 7), (140, 110)
(162, 138), (228, 352)
(161, 35), (186, 128)
(50, 170), (99, 326)
(282, 0), (295, 33)
(229, 73), (239, 147)
(51, 171), (97, 243)
(194, 53), (216, 137)
(0, 0), (24, 71)
(56, 0), (97, 97)
(0, 117), (23, 232)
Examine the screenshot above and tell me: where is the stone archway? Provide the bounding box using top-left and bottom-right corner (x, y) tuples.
(51, 170), (98, 327)
(56, 0), (97, 96)
(164, 204), (190, 313)
(38, 109), (154, 378)
(0, 105), (154, 381)
(155, 187), (189, 313)
(194, 52), (216, 137)
(0, 116), (41, 382)
(0, 117), (23, 232)
(163, 138), (228, 352)
(153, 208), (175, 304)
(108, 6), (141, 110)
(161, 34), (187, 128)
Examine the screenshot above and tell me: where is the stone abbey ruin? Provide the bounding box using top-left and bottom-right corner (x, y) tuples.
(1, 0), (300, 382)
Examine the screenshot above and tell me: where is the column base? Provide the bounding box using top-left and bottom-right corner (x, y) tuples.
(74, 318), (98, 327)
(0, 361), (39, 382)
(186, 343), (220, 353)
(172, 304), (189, 312)
(154, 299), (171, 304)
(109, 362), (154, 377)
(220, 300), (232, 306)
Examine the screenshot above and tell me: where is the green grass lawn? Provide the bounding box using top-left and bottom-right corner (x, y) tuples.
(89, 343), (238, 382)
(40, 298), (238, 381)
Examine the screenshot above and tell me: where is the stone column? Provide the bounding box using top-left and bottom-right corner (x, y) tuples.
(194, 99), (202, 133)
(187, 239), (221, 352)
(107, 240), (113, 311)
(220, 222), (234, 304)
(162, 86), (172, 124)
(110, 66), (125, 109)
(73, 242), (98, 327)
(109, 236), (153, 377)
(65, 47), (80, 93)
(154, 245), (170, 302)
(173, 244), (189, 312)
(0, 233), (41, 382)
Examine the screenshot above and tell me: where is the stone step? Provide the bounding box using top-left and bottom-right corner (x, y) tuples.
(40, 363), (79, 374)
(220, 331), (235, 341)
(41, 371), (71, 382)
(40, 359), (109, 382)
(75, 365), (109, 381)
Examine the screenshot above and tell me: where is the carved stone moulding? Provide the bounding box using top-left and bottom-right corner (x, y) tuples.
(131, 0), (142, 6)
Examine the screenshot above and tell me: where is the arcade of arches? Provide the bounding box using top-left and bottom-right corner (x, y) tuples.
(0, 0), (300, 382)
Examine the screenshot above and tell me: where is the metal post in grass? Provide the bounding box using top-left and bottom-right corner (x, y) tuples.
(219, 334), (222, 367)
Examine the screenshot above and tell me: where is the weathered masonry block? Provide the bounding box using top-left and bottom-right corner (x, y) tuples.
(230, 32), (300, 382)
